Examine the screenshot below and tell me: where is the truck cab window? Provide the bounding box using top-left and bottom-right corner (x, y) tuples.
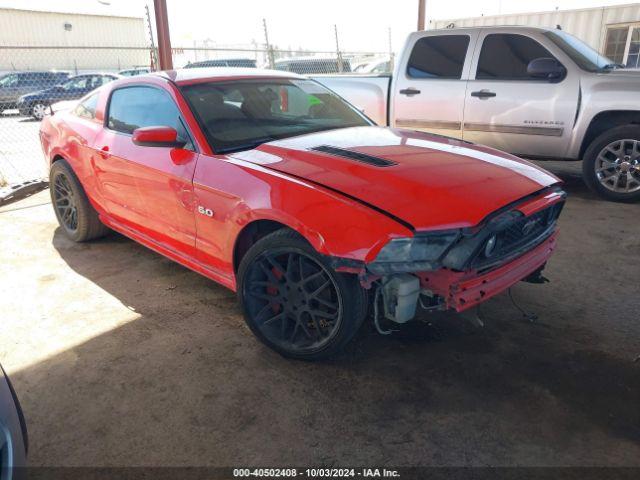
(476, 34), (556, 80)
(406, 35), (470, 79)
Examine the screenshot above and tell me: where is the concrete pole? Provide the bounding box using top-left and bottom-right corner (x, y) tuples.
(334, 24), (344, 73)
(153, 0), (173, 70)
(263, 18), (275, 69)
(418, 0), (426, 31)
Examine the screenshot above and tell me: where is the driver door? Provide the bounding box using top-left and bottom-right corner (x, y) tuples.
(93, 85), (198, 257)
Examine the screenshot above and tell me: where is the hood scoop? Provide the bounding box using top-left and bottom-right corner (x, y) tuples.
(310, 145), (397, 167)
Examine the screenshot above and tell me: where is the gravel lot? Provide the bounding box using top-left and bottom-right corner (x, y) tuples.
(0, 160), (638, 468)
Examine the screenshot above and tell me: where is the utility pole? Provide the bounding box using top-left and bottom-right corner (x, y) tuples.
(418, 0), (426, 31)
(145, 4), (158, 71)
(263, 18), (275, 69)
(153, 0), (173, 70)
(388, 27), (394, 71)
(334, 24), (344, 73)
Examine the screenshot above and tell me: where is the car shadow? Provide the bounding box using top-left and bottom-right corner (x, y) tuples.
(7, 224), (639, 466)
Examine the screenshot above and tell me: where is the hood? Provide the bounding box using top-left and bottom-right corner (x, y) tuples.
(231, 127), (560, 230)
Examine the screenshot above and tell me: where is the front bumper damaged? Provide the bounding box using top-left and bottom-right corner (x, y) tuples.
(417, 231), (558, 312)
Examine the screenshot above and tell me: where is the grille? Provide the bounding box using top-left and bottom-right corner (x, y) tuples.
(474, 202), (563, 268)
(310, 145), (397, 167)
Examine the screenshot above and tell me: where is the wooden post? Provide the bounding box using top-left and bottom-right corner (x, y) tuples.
(153, 0), (173, 70)
(418, 0), (426, 31)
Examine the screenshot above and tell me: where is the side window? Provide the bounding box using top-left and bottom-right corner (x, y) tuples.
(107, 86), (192, 148)
(17, 74), (34, 86)
(74, 93), (99, 120)
(476, 34), (557, 80)
(63, 77), (89, 90)
(406, 35), (470, 79)
(92, 76), (113, 88)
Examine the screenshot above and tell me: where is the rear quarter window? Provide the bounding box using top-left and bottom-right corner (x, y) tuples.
(74, 93), (99, 120)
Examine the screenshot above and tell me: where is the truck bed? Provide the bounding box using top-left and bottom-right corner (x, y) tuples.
(311, 74), (391, 126)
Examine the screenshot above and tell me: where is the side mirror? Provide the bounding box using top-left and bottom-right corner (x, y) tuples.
(132, 126), (186, 148)
(527, 57), (566, 81)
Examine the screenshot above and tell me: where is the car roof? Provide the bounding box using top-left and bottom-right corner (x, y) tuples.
(427, 25), (552, 34)
(69, 72), (121, 78)
(275, 57), (346, 63)
(154, 67), (306, 84)
(5, 70), (69, 75)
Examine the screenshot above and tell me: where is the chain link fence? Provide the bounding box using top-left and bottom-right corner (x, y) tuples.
(0, 45), (390, 190)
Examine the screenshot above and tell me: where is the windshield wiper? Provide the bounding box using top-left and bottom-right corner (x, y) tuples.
(216, 137), (275, 154)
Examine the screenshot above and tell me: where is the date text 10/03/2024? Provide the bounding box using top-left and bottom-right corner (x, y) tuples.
(233, 468), (401, 478)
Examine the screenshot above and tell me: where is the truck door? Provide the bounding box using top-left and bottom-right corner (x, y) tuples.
(462, 31), (579, 157)
(391, 30), (478, 139)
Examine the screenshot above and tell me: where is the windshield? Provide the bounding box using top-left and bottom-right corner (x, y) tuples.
(181, 78), (371, 153)
(543, 30), (616, 72)
(0, 74), (18, 87)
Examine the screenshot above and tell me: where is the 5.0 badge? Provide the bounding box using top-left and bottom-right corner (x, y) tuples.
(197, 205), (214, 217)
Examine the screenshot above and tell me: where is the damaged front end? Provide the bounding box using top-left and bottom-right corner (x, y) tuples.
(361, 187), (566, 326)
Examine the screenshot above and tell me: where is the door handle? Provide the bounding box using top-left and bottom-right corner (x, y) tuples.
(399, 88), (421, 96)
(471, 89), (496, 99)
(98, 146), (110, 159)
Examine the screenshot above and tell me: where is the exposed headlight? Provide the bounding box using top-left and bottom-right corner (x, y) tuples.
(369, 231), (460, 274)
(484, 234), (497, 257)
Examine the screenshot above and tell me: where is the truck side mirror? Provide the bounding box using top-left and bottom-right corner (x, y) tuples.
(527, 57), (567, 82)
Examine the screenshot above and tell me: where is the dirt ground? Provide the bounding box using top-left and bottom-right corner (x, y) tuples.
(0, 160), (639, 467)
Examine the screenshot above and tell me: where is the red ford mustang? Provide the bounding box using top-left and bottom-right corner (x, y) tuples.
(40, 68), (565, 360)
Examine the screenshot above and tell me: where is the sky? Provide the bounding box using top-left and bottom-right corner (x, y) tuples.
(0, 0), (635, 52)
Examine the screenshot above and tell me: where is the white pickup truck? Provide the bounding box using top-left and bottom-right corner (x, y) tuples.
(314, 26), (640, 202)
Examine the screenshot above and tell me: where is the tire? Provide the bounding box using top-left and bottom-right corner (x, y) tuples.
(582, 125), (640, 202)
(31, 102), (48, 121)
(237, 229), (367, 360)
(49, 159), (110, 242)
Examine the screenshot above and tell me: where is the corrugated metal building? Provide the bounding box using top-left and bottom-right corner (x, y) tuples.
(0, 7), (149, 72)
(431, 3), (640, 68)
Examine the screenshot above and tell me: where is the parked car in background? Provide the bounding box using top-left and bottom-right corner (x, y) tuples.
(275, 57), (352, 74)
(0, 71), (70, 115)
(40, 68), (564, 360)
(0, 362), (28, 477)
(185, 59), (256, 69)
(118, 67), (151, 77)
(314, 26), (640, 202)
(353, 56), (391, 74)
(17, 73), (120, 120)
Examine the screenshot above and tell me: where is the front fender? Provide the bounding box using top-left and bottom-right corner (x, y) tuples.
(192, 154), (413, 284)
(568, 75), (640, 158)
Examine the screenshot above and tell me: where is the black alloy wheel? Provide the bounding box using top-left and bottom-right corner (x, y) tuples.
(52, 172), (78, 233)
(238, 229), (367, 360)
(49, 160), (110, 242)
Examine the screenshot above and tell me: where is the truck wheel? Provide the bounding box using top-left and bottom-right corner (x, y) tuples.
(237, 229), (367, 360)
(50, 160), (110, 242)
(583, 125), (640, 202)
